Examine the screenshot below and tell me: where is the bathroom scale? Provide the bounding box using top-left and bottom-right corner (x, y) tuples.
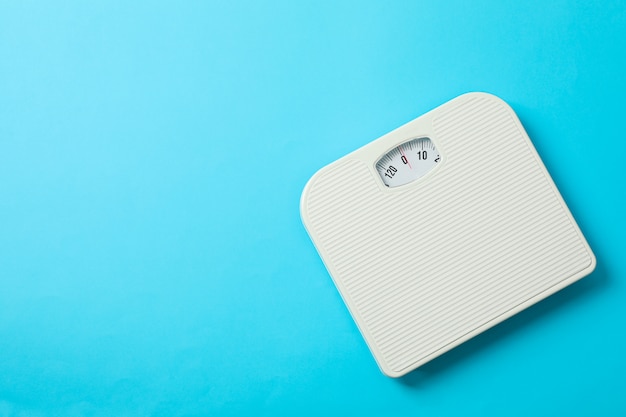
(300, 92), (596, 377)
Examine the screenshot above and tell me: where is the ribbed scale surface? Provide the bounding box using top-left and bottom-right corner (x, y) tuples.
(304, 96), (592, 374)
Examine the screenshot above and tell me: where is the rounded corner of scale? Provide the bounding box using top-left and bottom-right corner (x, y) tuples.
(300, 165), (328, 227)
(299, 179), (315, 228)
(378, 363), (405, 379)
(456, 91), (509, 106)
(584, 250), (598, 276)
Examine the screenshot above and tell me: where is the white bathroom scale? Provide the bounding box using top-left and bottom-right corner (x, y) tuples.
(300, 92), (596, 377)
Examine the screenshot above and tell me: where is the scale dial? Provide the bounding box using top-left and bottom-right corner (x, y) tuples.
(375, 137), (441, 187)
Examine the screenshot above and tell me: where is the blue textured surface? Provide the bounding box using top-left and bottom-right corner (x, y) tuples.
(1, 1), (625, 416)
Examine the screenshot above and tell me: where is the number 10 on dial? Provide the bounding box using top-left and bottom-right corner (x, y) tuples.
(375, 137), (441, 188)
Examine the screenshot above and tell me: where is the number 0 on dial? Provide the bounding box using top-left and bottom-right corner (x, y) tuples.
(375, 137), (441, 187)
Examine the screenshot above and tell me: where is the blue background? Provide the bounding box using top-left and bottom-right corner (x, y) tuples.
(1, 1), (625, 416)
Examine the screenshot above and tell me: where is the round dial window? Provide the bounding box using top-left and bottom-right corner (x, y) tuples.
(375, 137), (441, 187)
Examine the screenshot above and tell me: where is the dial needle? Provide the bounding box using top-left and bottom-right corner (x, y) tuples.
(400, 146), (412, 169)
